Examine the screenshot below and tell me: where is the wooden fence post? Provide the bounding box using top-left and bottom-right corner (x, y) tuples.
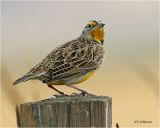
(16, 95), (112, 127)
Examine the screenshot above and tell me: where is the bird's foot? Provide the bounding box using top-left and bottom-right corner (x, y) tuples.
(71, 91), (96, 96)
(81, 91), (96, 96)
(53, 93), (69, 97)
(71, 92), (83, 96)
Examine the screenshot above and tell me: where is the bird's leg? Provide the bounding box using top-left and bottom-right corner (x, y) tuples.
(47, 84), (64, 95)
(66, 84), (91, 95)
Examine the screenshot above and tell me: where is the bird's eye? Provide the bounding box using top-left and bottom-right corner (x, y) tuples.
(87, 24), (91, 28)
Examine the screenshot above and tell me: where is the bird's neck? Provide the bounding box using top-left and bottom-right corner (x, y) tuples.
(80, 28), (104, 44)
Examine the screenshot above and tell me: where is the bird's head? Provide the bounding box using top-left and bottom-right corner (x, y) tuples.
(81, 20), (105, 44)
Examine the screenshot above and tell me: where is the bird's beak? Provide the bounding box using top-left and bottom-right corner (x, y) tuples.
(98, 23), (105, 27)
(92, 23), (105, 30)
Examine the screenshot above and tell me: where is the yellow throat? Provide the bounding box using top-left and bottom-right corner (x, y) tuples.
(90, 27), (104, 44)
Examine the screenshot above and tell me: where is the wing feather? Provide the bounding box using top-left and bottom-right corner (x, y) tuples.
(44, 38), (104, 83)
(21, 38), (104, 84)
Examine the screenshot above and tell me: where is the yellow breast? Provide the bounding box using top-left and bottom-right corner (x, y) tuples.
(76, 71), (95, 84)
(48, 71), (95, 85)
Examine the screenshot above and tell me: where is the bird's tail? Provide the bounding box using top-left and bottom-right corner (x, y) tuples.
(13, 71), (46, 85)
(13, 74), (34, 85)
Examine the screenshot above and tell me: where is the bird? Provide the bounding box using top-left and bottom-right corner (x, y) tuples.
(13, 20), (105, 95)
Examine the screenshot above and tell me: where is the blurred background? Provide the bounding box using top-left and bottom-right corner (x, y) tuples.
(1, 1), (159, 127)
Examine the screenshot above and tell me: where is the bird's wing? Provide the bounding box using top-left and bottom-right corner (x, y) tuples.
(45, 38), (105, 82)
(13, 38), (104, 85)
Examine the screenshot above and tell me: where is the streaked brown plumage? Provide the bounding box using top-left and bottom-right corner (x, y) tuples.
(13, 20), (105, 95)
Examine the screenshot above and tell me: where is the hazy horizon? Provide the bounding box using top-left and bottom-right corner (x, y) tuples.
(1, 1), (159, 127)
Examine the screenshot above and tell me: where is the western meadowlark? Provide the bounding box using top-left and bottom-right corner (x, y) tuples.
(13, 20), (105, 95)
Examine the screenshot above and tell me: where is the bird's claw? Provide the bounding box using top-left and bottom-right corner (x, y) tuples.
(71, 91), (96, 96)
(53, 93), (69, 97)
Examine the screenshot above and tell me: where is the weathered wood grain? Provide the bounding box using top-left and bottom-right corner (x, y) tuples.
(16, 95), (112, 127)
